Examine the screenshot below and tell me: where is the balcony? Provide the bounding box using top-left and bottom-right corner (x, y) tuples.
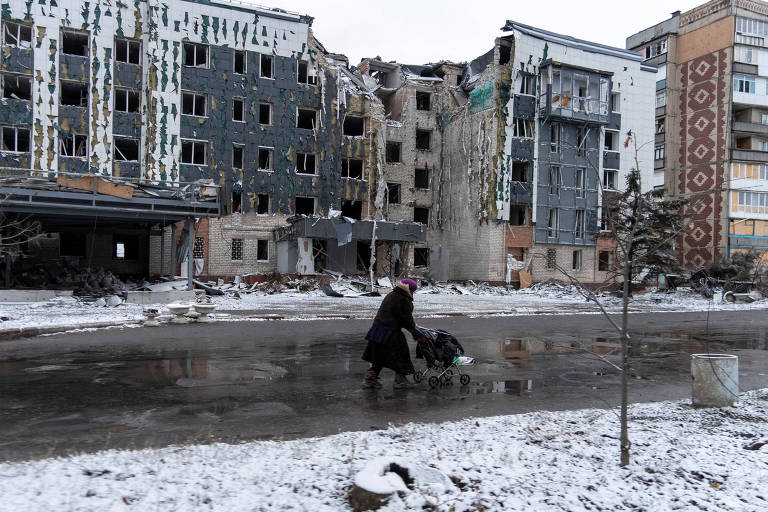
(732, 121), (768, 136)
(731, 149), (768, 162)
(538, 84), (608, 125)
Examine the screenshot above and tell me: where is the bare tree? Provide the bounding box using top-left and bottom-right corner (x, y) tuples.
(0, 197), (45, 287)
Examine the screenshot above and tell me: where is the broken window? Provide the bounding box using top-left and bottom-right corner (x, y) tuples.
(257, 193), (269, 214)
(295, 196), (315, 216)
(183, 42), (208, 68)
(575, 210), (585, 239)
(610, 92), (620, 113)
(297, 60), (317, 85)
(343, 116), (364, 137)
(232, 146), (243, 169)
(509, 204), (527, 225)
(413, 207), (429, 225)
(233, 97), (245, 122)
(550, 123), (560, 153)
(260, 54), (274, 78)
(499, 44), (511, 65)
(519, 74), (535, 95)
(296, 153), (316, 174)
(416, 91), (431, 111)
(342, 159), (364, 179)
(182, 92), (206, 117)
(62, 30), (89, 56)
(387, 183), (401, 204)
(546, 248), (557, 269)
(1, 126), (30, 153)
(257, 239), (269, 261)
(577, 127), (588, 157)
(511, 161), (529, 182)
(386, 141), (402, 163)
(513, 118), (534, 138)
(258, 147), (273, 171)
(115, 38), (141, 65)
(415, 168), (429, 189)
(297, 108), (316, 130)
(60, 81), (88, 107)
(2, 74), (31, 100)
(113, 234), (138, 260)
(341, 200), (362, 220)
(549, 166), (561, 196)
(193, 237), (205, 259)
(416, 129), (431, 151)
(547, 208), (559, 238)
(3, 21), (32, 49)
(114, 88), (140, 112)
(231, 238), (243, 261)
(573, 74), (588, 112)
(357, 241), (371, 271)
(598, 250), (613, 271)
(575, 167), (585, 198)
(181, 139), (207, 165)
(59, 133), (87, 158)
(604, 130), (618, 151)
(603, 169), (618, 190)
(234, 50), (246, 74)
(414, 247), (430, 267)
(259, 103), (272, 125)
(656, 118), (665, 134)
(114, 137), (139, 161)
(231, 184), (242, 213)
(572, 249), (582, 271)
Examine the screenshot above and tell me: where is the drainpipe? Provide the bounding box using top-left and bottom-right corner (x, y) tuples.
(185, 217), (194, 291)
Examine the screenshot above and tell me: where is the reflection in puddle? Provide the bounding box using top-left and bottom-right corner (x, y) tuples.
(465, 380), (533, 395)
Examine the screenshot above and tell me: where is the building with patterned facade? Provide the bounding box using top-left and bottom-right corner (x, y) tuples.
(628, 0), (768, 267)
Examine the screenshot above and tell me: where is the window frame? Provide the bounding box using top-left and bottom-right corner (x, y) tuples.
(113, 87), (140, 113)
(387, 182), (401, 205)
(575, 167), (586, 198)
(232, 97), (245, 123)
(61, 29), (89, 57)
(256, 239), (269, 262)
(342, 158), (364, 179)
(113, 136), (140, 162)
(574, 210), (585, 239)
(547, 208), (559, 238)
(259, 102), (272, 126)
(295, 196), (316, 216)
(181, 91), (207, 117)
(233, 50), (247, 75)
(549, 165), (561, 196)
(256, 193), (270, 215)
(114, 37), (141, 65)
(183, 42), (209, 69)
(180, 138), (208, 166)
(296, 108), (317, 130)
(571, 249), (582, 271)
(296, 152), (316, 175)
(59, 132), (88, 158)
(1, 126), (30, 153)
(550, 123), (560, 153)
(3, 21), (32, 49)
(232, 145), (243, 170)
(2, 73), (32, 101)
(257, 146), (274, 172)
(297, 60), (317, 85)
(260, 53), (274, 79)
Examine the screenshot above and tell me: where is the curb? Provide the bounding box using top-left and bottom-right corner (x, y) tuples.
(0, 320), (141, 341)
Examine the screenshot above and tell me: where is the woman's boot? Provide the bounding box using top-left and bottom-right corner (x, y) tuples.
(362, 368), (382, 389)
(393, 374), (412, 389)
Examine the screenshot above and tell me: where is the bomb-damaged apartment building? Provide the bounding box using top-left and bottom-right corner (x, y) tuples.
(0, 0), (427, 288)
(358, 23), (655, 284)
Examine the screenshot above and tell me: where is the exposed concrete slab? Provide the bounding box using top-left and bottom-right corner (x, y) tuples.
(0, 290), (74, 303)
(124, 290), (197, 305)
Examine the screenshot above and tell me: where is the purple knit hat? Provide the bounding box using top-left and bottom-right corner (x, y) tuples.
(401, 278), (418, 293)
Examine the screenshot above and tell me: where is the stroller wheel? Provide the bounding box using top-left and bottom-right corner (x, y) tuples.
(460, 374), (470, 386)
(444, 369), (453, 377)
(413, 371), (423, 383)
(428, 376), (439, 389)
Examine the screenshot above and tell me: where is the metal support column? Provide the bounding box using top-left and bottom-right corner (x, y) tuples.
(170, 223), (177, 277)
(160, 226), (165, 277)
(185, 217), (194, 291)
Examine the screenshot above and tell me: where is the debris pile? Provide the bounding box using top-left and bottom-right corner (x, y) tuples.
(10, 258), (128, 296)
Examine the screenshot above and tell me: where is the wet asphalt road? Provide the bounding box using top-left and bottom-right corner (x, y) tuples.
(1, 310), (767, 462)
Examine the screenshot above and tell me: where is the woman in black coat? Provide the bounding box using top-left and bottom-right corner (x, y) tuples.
(362, 278), (418, 389)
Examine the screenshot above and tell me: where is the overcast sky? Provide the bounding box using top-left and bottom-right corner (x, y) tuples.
(251, 0), (705, 65)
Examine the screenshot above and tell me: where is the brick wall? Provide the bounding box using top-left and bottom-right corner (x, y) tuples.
(205, 212), (287, 277)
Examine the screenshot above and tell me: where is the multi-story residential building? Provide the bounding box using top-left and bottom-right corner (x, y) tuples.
(629, 0), (768, 267)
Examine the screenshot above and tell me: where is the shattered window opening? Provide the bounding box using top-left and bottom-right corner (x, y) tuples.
(415, 129), (431, 151)
(60, 81), (88, 107)
(414, 247), (430, 268)
(297, 108), (316, 130)
(259, 103), (272, 125)
(509, 204), (527, 226)
(257, 239), (269, 262)
(599, 250), (614, 271)
(341, 200), (362, 220)
(413, 207), (429, 225)
(183, 42), (208, 68)
(547, 208), (559, 238)
(550, 123), (560, 153)
(386, 141), (402, 163)
(113, 235), (138, 260)
(511, 161), (529, 182)
(296, 153), (316, 174)
(2, 73), (32, 101)
(231, 185), (242, 213)
(549, 166), (561, 196)
(519, 74), (535, 96)
(342, 159), (364, 179)
(231, 238), (243, 261)
(546, 248), (557, 269)
(233, 97), (245, 122)
(59, 133), (87, 158)
(256, 193), (269, 214)
(575, 210), (585, 239)
(234, 50), (247, 74)
(498, 45), (511, 65)
(232, 146), (243, 169)
(260, 54), (274, 79)
(513, 118), (534, 138)
(414, 168), (429, 189)
(387, 183), (401, 205)
(575, 167), (586, 198)
(258, 147), (273, 171)
(573, 74), (588, 112)
(577, 127), (588, 157)
(297, 60), (317, 85)
(113, 137), (139, 161)
(62, 29), (89, 56)
(295, 196), (315, 216)
(114, 88), (140, 113)
(3, 21), (32, 49)
(604, 130), (618, 152)
(610, 92), (621, 113)
(656, 118), (665, 134)
(1, 126), (30, 153)
(572, 249), (582, 271)
(603, 169), (618, 190)
(115, 38), (141, 65)
(181, 92), (206, 117)
(181, 139), (207, 166)
(416, 91), (431, 111)
(343, 116), (365, 137)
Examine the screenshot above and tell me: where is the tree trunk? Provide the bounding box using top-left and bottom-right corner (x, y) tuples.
(620, 248), (633, 467)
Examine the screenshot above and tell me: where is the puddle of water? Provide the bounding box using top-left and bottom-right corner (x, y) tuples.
(463, 380), (533, 395)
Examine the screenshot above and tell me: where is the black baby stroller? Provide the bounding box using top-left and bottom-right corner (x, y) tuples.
(413, 327), (474, 388)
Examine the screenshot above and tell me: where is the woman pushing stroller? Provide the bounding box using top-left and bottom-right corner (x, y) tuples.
(361, 278), (419, 389)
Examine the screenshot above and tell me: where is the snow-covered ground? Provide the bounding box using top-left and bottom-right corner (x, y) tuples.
(1, 283), (767, 334)
(1, 389), (765, 511)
